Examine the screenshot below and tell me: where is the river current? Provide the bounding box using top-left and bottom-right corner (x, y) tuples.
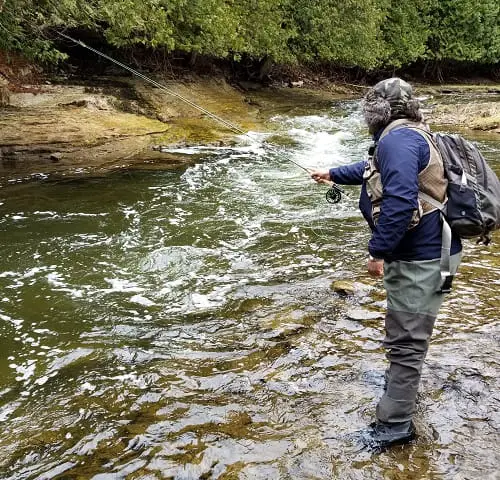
(0, 98), (499, 479)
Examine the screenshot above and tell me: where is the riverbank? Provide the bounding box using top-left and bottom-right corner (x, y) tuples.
(1, 74), (499, 185)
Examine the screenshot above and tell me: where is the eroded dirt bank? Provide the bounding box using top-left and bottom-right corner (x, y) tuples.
(1, 76), (499, 184)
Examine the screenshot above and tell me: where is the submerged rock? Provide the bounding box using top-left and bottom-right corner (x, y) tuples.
(346, 308), (384, 321)
(331, 280), (374, 299)
(331, 280), (356, 296)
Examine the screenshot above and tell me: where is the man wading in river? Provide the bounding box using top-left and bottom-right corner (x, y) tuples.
(310, 78), (462, 450)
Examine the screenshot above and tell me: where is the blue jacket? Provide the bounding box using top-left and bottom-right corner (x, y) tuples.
(329, 127), (462, 262)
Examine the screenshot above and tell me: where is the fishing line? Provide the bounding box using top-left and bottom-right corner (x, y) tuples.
(56, 31), (345, 204)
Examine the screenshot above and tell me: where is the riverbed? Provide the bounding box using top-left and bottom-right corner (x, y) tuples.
(0, 94), (499, 479)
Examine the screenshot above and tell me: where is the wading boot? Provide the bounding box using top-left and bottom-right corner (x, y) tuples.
(361, 420), (416, 451)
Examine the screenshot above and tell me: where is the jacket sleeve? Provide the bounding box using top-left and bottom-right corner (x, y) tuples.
(329, 161), (365, 185)
(368, 130), (429, 259)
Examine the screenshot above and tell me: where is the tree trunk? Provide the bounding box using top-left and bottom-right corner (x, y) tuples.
(258, 56), (273, 81)
(189, 52), (198, 67)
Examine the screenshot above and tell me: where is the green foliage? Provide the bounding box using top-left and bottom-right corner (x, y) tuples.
(0, 0), (98, 63)
(230, 0), (296, 62)
(287, 0), (387, 68)
(98, 0), (294, 61)
(0, 0), (498, 69)
(380, 0), (432, 68)
(98, 0), (175, 50)
(426, 0), (500, 63)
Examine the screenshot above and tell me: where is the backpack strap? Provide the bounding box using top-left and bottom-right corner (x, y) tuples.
(418, 191), (453, 293)
(418, 191), (446, 214)
(438, 213), (454, 293)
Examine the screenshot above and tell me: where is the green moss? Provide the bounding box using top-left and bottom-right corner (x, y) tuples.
(156, 117), (229, 145)
(259, 305), (317, 332)
(97, 112), (167, 134)
(233, 298), (274, 314)
(218, 462), (246, 479)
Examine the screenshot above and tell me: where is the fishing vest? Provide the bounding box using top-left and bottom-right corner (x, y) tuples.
(363, 119), (447, 229)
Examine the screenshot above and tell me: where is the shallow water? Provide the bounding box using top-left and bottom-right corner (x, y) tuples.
(0, 97), (499, 479)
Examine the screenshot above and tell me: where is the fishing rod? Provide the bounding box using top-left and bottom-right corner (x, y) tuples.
(57, 31), (344, 203)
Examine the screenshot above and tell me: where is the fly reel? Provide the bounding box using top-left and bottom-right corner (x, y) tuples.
(325, 184), (344, 204)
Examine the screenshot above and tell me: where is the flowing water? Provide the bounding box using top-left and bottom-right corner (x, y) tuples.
(0, 97), (499, 479)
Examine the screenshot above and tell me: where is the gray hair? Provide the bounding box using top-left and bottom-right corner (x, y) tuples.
(361, 77), (423, 133)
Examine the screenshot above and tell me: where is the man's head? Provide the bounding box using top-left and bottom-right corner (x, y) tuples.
(361, 77), (423, 133)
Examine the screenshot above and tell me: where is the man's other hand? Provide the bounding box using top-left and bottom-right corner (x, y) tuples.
(368, 258), (384, 277)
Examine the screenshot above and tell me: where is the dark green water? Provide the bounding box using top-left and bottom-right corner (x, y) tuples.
(0, 100), (499, 479)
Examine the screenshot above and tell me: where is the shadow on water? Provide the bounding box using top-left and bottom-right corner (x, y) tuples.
(0, 96), (499, 479)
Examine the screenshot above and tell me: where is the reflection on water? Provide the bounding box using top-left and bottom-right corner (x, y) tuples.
(0, 99), (499, 479)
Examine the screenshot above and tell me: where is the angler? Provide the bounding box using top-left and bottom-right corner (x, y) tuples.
(311, 78), (462, 450)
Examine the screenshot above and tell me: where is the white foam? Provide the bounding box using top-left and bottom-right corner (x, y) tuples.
(130, 295), (156, 307)
(104, 278), (144, 293)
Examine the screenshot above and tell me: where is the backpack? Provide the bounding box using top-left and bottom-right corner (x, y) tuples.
(378, 121), (500, 293)
(419, 132), (500, 245)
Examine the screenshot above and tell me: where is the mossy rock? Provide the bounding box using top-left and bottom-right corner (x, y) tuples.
(331, 280), (356, 296)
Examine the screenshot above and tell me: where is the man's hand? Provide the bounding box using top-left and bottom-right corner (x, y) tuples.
(310, 169), (332, 185)
(368, 257), (384, 277)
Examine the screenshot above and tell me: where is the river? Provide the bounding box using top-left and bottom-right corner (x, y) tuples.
(0, 96), (499, 479)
